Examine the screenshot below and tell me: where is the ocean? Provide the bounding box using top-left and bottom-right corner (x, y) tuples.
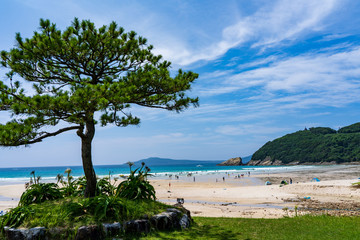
(0, 162), (323, 185)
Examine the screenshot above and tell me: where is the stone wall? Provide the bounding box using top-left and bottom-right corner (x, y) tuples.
(3, 208), (191, 240)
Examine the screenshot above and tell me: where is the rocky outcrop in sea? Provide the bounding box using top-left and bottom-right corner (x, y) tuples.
(217, 157), (243, 166)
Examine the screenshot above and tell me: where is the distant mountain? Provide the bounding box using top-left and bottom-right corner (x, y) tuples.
(124, 157), (223, 167)
(249, 122), (360, 165)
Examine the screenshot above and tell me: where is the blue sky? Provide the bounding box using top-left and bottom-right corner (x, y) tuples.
(1, 0), (360, 167)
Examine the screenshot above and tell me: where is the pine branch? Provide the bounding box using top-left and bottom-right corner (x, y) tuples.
(11, 126), (80, 146)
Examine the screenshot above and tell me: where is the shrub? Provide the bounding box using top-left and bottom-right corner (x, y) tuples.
(96, 172), (118, 196)
(0, 205), (34, 228)
(19, 183), (63, 206)
(65, 195), (126, 222)
(116, 163), (156, 200)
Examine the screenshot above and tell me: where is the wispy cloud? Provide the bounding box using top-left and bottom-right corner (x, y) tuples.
(13, 0), (340, 67)
(205, 46), (360, 107)
(216, 124), (288, 136)
(160, 0), (339, 65)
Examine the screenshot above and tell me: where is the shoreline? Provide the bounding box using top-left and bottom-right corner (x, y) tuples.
(0, 164), (359, 218)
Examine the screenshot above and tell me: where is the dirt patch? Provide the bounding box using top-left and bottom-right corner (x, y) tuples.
(298, 199), (360, 216)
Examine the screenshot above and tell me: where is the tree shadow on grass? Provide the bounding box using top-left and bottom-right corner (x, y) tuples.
(123, 222), (251, 240)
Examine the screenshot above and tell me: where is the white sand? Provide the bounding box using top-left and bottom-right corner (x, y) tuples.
(0, 165), (359, 218)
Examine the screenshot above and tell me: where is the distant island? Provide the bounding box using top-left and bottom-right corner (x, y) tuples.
(125, 157), (223, 167)
(248, 122), (360, 165)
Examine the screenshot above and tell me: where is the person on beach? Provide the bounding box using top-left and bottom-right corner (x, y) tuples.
(290, 178), (293, 184)
(193, 176), (195, 182)
(223, 177), (225, 182)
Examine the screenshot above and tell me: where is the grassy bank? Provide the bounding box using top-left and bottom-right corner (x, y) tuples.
(1, 197), (170, 229)
(141, 215), (360, 240)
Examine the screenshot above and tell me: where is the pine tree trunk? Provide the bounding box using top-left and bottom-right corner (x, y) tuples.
(79, 120), (97, 197)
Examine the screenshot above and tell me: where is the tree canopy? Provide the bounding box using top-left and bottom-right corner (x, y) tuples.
(0, 18), (199, 197)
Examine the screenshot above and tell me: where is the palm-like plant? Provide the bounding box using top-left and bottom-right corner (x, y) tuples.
(65, 195), (126, 222)
(19, 183), (63, 206)
(96, 171), (118, 196)
(60, 168), (77, 196)
(116, 163), (156, 200)
(126, 161), (135, 172)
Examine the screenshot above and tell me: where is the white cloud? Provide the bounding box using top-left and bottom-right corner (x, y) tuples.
(216, 124), (288, 136)
(161, 0), (338, 65)
(10, 0), (340, 67)
(319, 33), (351, 42)
(209, 47), (360, 106)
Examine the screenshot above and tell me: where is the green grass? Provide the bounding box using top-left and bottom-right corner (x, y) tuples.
(3, 200), (360, 239)
(140, 215), (360, 240)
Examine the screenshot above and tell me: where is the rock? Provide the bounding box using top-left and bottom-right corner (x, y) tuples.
(102, 222), (122, 237)
(4, 228), (26, 240)
(75, 225), (104, 240)
(45, 227), (70, 239)
(246, 159), (261, 165)
(179, 214), (190, 229)
(151, 211), (179, 230)
(217, 157), (243, 166)
(166, 208), (182, 215)
(28, 227), (46, 240)
(4, 227), (46, 240)
(247, 156), (282, 166)
(3, 207), (192, 239)
(124, 219), (150, 234)
(287, 161), (300, 165)
(258, 156), (273, 165)
(165, 208), (191, 229)
(272, 160), (282, 165)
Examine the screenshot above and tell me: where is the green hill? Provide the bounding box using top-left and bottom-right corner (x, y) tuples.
(250, 123), (360, 165)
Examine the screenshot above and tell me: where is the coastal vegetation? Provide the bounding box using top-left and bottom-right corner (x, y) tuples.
(251, 122), (360, 164)
(0, 164), (175, 238)
(0, 18), (198, 197)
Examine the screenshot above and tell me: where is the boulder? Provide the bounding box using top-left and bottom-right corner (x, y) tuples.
(217, 157), (243, 166)
(45, 227), (70, 239)
(102, 222), (121, 237)
(3, 207), (192, 239)
(4, 228), (26, 240)
(151, 211), (178, 230)
(75, 225), (104, 240)
(124, 219), (150, 234)
(179, 214), (191, 229)
(4, 227), (46, 240)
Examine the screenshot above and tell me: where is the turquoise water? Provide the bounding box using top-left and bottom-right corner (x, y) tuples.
(0, 163), (320, 185)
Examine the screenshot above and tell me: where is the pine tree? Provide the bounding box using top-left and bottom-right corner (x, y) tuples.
(0, 18), (198, 197)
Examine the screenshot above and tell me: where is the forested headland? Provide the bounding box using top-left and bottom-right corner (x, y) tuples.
(250, 122), (360, 165)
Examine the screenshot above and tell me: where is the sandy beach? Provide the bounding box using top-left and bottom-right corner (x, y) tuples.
(152, 165), (360, 218)
(0, 165), (359, 218)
